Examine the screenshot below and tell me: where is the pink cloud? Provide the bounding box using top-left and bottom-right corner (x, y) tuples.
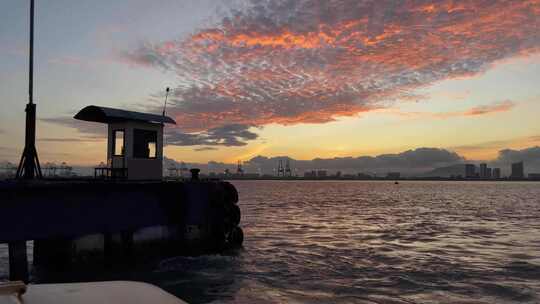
(463, 100), (516, 116)
(382, 100), (517, 120)
(117, 1), (540, 144)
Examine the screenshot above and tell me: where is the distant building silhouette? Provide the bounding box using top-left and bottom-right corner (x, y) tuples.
(179, 162), (188, 177)
(386, 172), (401, 179)
(285, 159), (292, 177)
(304, 170), (317, 178)
(528, 173), (540, 180)
(236, 160), (244, 176)
(277, 160), (285, 177)
(510, 161), (524, 179)
(357, 173), (373, 180)
(0, 162), (17, 179)
(316, 170), (327, 178)
(479, 163), (488, 178)
(486, 167), (492, 179)
(43, 162), (74, 177)
(492, 168), (501, 179)
(465, 164), (477, 178)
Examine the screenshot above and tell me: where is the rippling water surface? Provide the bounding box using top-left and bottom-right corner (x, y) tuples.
(2, 181), (540, 303)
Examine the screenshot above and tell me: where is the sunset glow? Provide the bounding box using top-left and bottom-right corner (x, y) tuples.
(1, 0), (540, 171)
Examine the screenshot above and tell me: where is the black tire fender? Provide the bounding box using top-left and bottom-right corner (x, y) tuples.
(223, 182), (239, 204)
(228, 226), (244, 247)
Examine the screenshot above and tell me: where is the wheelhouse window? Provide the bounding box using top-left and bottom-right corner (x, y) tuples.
(133, 129), (158, 159)
(113, 130), (124, 156)
(148, 141), (157, 159)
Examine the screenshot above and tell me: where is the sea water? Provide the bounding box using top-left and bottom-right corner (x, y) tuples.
(2, 181), (540, 303)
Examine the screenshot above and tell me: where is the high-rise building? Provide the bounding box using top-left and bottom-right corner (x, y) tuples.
(304, 170), (317, 178)
(317, 170), (327, 178)
(528, 173), (540, 180)
(479, 163), (488, 178)
(486, 167), (492, 179)
(492, 168), (501, 179)
(465, 164), (477, 178)
(386, 172), (401, 179)
(511, 161), (524, 179)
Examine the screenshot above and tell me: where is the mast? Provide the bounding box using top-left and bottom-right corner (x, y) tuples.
(16, 0), (42, 179)
(162, 87), (170, 117)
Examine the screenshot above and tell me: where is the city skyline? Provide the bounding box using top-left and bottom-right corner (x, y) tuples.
(3, 146), (539, 179)
(161, 148), (538, 177)
(1, 1), (540, 166)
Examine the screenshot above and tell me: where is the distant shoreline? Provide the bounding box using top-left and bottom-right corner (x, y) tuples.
(218, 176), (540, 182)
(2, 175), (538, 182)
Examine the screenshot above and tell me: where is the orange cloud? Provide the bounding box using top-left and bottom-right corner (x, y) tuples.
(382, 100), (516, 120)
(463, 100), (516, 116)
(123, 0), (540, 143)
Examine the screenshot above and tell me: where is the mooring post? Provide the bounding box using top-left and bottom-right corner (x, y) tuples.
(8, 241), (29, 283)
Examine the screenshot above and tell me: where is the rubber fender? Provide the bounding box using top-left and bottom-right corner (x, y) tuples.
(209, 223), (227, 251)
(222, 204), (240, 232)
(208, 183), (225, 206)
(223, 182), (239, 204)
(229, 204), (241, 227)
(228, 226), (244, 247)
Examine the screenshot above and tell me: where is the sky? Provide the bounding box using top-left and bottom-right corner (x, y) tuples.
(1, 0), (540, 171)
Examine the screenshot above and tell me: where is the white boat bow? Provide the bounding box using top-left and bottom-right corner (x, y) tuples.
(0, 281), (188, 304)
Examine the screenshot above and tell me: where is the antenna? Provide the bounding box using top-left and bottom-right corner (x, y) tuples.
(16, 0), (42, 179)
(161, 87), (171, 156)
(162, 87), (170, 117)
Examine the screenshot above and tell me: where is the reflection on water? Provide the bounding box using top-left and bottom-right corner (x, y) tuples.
(2, 181), (540, 303)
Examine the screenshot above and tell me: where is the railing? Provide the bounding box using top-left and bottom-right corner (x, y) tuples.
(94, 167), (128, 180)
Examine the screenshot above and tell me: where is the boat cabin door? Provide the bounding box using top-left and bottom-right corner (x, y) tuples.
(110, 128), (126, 171)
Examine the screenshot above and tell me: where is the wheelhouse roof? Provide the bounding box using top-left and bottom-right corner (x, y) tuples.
(74, 105), (176, 125)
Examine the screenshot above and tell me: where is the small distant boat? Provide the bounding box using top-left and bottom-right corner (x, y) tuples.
(394, 181), (399, 184)
(0, 281), (188, 304)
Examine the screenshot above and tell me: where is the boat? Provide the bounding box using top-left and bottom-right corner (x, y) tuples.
(0, 281), (188, 304)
